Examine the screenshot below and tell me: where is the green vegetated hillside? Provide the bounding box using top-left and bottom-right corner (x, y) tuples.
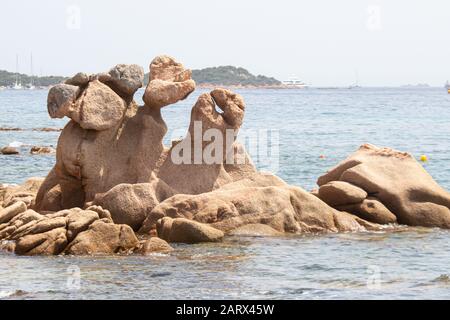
(1, 65), (281, 88)
(144, 66), (281, 86)
(191, 66), (281, 86)
(0, 70), (67, 87)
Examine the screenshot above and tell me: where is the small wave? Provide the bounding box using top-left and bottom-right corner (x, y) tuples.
(8, 141), (24, 148)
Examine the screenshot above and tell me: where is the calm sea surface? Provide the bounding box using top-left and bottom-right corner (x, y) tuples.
(1, 87), (450, 299)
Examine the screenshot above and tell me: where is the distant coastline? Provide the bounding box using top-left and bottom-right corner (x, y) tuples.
(0, 70), (67, 89)
(0, 65), (284, 89)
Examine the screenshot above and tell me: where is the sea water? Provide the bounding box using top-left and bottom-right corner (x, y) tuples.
(1, 87), (450, 299)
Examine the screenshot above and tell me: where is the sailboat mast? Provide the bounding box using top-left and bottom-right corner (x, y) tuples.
(15, 54), (19, 85)
(30, 53), (34, 86)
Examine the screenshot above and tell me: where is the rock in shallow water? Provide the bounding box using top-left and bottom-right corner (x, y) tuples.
(30, 146), (56, 155)
(147, 184), (378, 237)
(136, 237), (173, 254)
(4, 56), (450, 257)
(337, 197), (397, 225)
(157, 217), (224, 244)
(65, 220), (139, 255)
(318, 144), (450, 228)
(1, 146), (19, 155)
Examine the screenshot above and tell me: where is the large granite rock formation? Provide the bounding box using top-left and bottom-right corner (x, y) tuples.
(2, 56), (450, 256)
(316, 144), (450, 228)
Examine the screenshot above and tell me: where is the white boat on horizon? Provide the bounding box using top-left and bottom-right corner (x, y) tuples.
(282, 76), (309, 88)
(12, 81), (23, 90)
(347, 69), (362, 89)
(12, 54), (23, 90)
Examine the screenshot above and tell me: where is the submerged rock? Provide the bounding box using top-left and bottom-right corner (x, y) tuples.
(30, 146), (56, 155)
(32, 127), (62, 132)
(1, 146), (19, 155)
(0, 127), (21, 132)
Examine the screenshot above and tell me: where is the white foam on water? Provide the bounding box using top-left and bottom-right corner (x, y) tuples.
(0, 183), (18, 188)
(8, 141), (24, 148)
(0, 290), (15, 299)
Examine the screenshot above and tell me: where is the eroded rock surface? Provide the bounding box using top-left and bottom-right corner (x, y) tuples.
(0, 201), (138, 255)
(3, 56), (450, 256)
(317, 144), (450, 228)
(144, 185), (379, 240)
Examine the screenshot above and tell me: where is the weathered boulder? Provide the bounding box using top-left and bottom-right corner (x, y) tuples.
(65, 220), (139, 255)
(337, 197), (397, 225)
(15, 227), (67, 256)
(0, 201), (138, 256)
(136, 237), (174, 254)
(92, 179), (175, 230)
(143, 55), (195, 108)
(2, 177), (44, 208)
(66, 209), (100, 241)
(47, 84), (79, 119)
(0, 201), (27, 224)
(318, 144), (450, 228)
(145, 185), (379, 236)
(105, 64), (144, 97)
(318, 181), (367, 206)
(156, 217), (224, 244)
(72, 80), (127, 131)
(30, 146), (56, 155)
(65, 72), (90, 87)
(1, 146), (19, 155)
(0, 209), (43, 240)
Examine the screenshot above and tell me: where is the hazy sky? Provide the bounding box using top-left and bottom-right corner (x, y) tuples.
(1, 0), (449, 86)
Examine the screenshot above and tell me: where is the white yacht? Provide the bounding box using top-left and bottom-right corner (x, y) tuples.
(282, 76), (309, 88)
(12, 80), (23, 90)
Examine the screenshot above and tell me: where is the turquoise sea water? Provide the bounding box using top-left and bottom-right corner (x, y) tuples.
(1, 87), (450, 299)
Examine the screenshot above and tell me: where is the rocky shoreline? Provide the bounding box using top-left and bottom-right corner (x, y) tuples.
(1, 55), (450, 256)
